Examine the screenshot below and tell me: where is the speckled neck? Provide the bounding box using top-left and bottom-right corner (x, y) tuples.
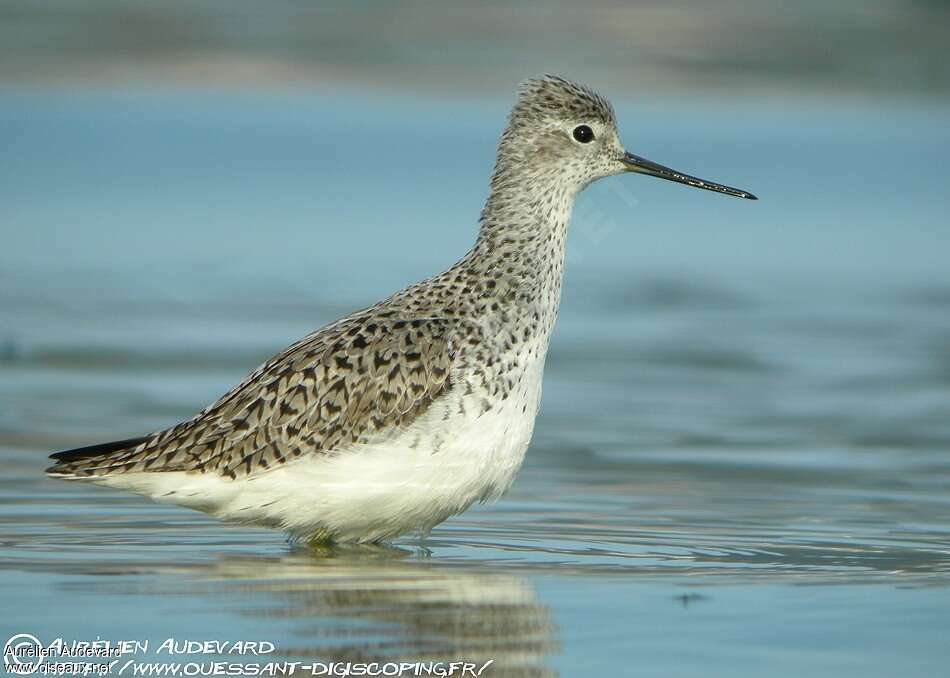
(463, 159), (576, 323)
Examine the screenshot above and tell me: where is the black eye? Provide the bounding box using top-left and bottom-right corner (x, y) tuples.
(572, 125), (594, 143)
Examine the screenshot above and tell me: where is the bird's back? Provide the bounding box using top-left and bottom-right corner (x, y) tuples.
(48, 285), (471, 480)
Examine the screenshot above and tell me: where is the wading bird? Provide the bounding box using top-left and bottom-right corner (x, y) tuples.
(47, 76), (756, 543)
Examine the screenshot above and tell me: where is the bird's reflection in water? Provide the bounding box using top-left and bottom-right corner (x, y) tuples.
(197, 543), (559, 677)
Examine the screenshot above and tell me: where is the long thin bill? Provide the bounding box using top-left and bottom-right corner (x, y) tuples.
(621, 152), (757, 200)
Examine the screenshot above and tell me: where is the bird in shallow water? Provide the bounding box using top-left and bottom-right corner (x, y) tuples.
(46, 75), (756, 544)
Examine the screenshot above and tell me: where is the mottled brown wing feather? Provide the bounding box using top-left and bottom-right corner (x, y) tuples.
(57, 314), (461, 478)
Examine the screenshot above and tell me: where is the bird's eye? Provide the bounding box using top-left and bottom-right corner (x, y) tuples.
(572, 125), (594, 143)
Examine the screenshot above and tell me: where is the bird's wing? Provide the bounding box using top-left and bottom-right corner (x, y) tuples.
(48, 314), (471, 478)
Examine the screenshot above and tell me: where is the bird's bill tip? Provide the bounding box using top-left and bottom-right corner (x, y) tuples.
(621, 152), (757, 200)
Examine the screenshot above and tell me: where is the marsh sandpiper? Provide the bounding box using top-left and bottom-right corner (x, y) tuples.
(47, 75), (756, 543)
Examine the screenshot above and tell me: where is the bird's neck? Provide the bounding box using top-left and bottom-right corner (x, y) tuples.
(460, 166), (577, 323)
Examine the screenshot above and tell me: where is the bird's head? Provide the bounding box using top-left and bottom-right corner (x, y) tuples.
(497, 75), (756, 200)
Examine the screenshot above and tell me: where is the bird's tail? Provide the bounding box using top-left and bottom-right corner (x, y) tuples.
(46, 436), (150, 479)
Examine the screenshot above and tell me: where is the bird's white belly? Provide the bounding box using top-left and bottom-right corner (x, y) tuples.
(104, 353), (546, 543)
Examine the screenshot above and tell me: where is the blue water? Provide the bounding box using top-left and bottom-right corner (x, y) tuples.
(1, 88), (949, 676)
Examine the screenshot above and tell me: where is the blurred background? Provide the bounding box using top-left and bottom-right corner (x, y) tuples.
(1, 2), (949, 677)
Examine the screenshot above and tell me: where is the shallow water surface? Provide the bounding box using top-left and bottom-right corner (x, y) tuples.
(1, 90), (949, 676)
